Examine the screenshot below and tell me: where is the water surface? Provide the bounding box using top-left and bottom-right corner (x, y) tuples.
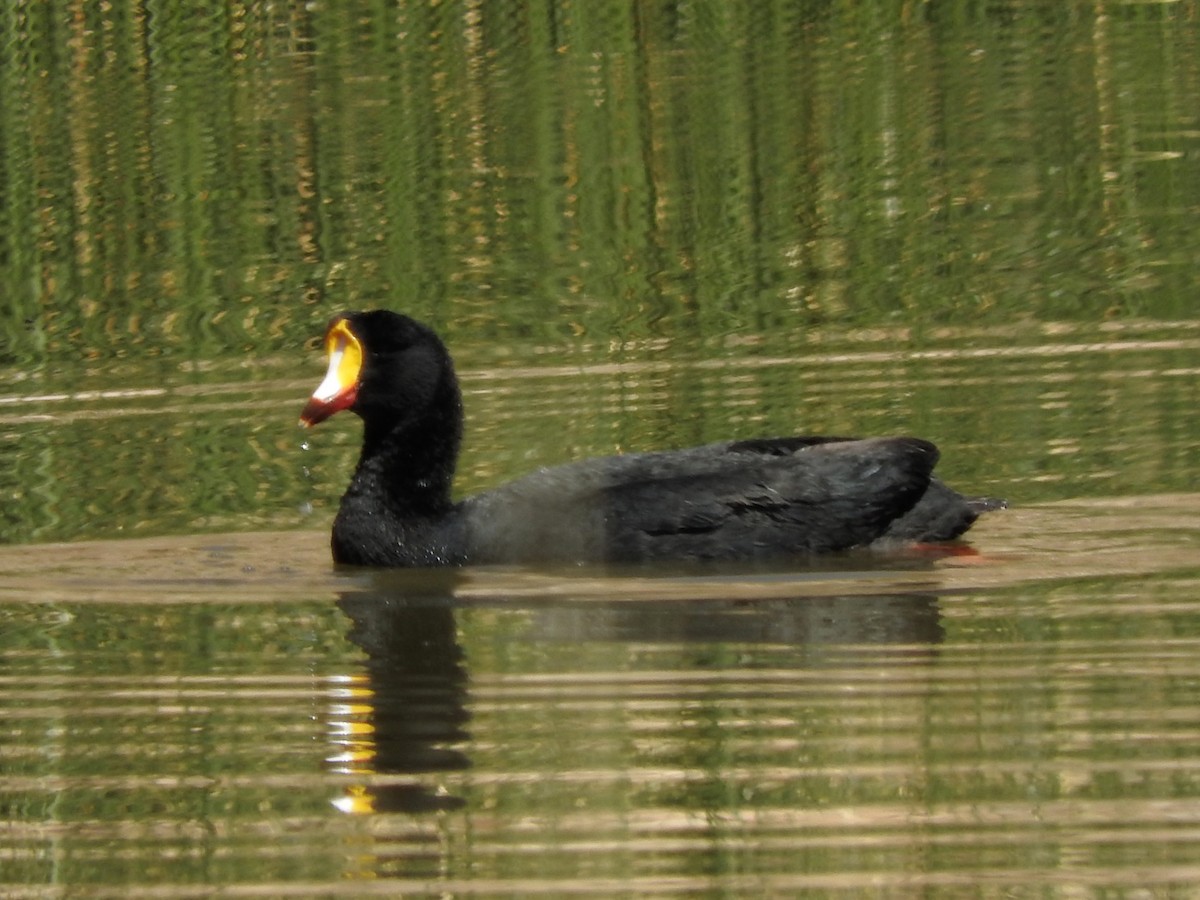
(2, 0), (1199, 895)
(3, 488), (1199, 894)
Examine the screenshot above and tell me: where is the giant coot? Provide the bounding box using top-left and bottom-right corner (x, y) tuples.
(300, 310), (1004, 567)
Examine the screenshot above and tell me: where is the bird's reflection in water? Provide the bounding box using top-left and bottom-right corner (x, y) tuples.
(524, 590), (944, 649)
(329, 571), (470, 815)
(325, 564), (946, 816)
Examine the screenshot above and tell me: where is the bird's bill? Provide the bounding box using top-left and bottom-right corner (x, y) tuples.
(300, 318), (363, 427)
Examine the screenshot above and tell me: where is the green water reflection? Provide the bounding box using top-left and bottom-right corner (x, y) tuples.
(3, 3), (1200, 894)
(4, 557), (1200, 890)
(2, 1), (1196, 363)
(2, 2), (1199, 545)
(3, 325), (1199, 544)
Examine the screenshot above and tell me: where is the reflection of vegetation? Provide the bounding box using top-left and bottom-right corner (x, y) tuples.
(0, 2), (1195, 366)
(0, 325), (1197, 544)
(4, 550), (1198, 885)
(0, 599), (364, 885)
(446, 575), (1200, 882)
(0, 2), (1196, 544)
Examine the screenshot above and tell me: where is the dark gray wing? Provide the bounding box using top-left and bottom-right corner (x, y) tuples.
(461, 437), (941, 564)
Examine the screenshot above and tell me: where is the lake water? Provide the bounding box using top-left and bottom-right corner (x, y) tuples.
(2, 2), (1200, 896)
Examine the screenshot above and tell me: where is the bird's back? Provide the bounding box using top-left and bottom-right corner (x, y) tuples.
(461, 436), (942, 564)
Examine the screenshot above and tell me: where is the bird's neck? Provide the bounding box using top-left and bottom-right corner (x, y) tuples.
(346, 404), (462, 518)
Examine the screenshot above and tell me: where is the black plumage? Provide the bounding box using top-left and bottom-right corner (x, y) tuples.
(300, 310), (1004, 567)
